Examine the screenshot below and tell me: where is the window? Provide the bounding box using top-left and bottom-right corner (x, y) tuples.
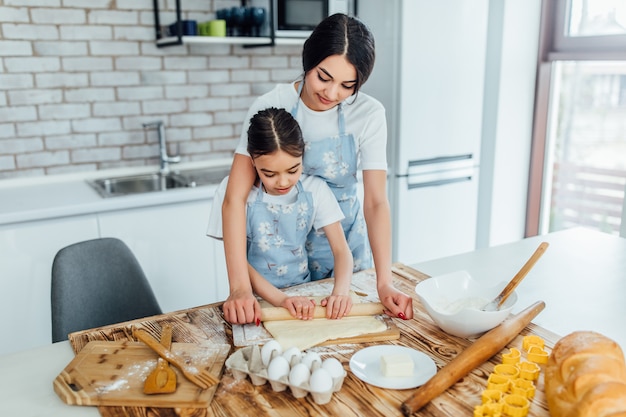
(568, 0), (626, 37)
(527, 0), (626, 237)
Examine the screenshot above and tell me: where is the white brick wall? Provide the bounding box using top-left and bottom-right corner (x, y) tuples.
(5, 57), (61, 72)
(0, 0), (301, 178)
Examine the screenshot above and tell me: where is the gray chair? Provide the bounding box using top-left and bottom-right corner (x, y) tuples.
(51, 237), (162, 343)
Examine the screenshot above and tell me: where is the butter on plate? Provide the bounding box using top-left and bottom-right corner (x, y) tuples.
(381, 354), (414, 377)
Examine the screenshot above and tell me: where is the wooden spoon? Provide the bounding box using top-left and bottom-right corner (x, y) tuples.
(143, 324), (177, 394)
(481, 242), (549, 311)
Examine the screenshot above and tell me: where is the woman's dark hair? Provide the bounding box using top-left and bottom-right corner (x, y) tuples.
(302, 13), (375, 93)
(247, 107), (304, 159)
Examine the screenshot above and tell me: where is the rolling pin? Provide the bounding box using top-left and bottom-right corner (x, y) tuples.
(401, 300), (546, 416)
(260, 302), (384, 322)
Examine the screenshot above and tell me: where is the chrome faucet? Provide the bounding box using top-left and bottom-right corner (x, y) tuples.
(142, 120), (180, 174)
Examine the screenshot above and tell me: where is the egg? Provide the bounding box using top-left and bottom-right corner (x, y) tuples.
(267, 355), (290, 381)
(261, 340), (283, 367)
(288, 362), (310, 386)
(300, 351), (322, 370)
(309, 368), (333, 393)
(321, 357), (345, 378)
(282, 346), (302, 365)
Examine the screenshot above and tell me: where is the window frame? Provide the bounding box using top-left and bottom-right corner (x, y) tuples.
(526, 0), (626, 236)
(552, 0), (626, 59)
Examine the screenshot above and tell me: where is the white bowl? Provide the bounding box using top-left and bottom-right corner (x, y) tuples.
(414, 270), (517, 338)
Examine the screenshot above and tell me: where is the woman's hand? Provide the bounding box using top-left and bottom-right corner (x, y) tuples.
(321, 294), (353, 319)
(378, 283), (414, 320)
(222, 288), (261, 325)
(282, 296), (317, 320)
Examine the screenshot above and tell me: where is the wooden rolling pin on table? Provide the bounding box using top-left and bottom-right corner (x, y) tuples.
(260, 302), (384, 321)
(401, 300), (546, 415)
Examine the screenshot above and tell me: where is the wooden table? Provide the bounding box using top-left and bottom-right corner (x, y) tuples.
(66, 263), (559, 417)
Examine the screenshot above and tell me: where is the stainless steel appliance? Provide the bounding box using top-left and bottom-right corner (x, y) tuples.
(273, 0), (356, 38)
(358, 0), (490, 265)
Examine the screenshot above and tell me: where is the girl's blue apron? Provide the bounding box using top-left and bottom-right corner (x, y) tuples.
(291, 82), (372, 280)
(246, 180), (314, 288)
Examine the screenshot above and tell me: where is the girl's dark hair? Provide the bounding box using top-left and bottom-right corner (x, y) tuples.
(247, 107), (304, 159)
(302, 13), (375, 94)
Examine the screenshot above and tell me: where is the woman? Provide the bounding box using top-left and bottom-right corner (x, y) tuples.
(221, 13), (413, 325)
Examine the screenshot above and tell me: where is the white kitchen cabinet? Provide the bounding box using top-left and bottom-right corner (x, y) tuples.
(208, 238), (229, 302)
(97, 198), (229, 313)
(0, 161), (231, 355)
(0, 215), (99, 355)
(0, 192), (229, 356)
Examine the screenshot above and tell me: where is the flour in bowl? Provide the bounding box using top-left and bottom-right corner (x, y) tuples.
(443, 297), (489, 314)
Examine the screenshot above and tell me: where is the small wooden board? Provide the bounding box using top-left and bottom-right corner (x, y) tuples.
(53, 340), (230, 408)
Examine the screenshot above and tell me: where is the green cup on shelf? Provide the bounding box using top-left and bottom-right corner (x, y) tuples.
(198, 21), (209, 36)
(208, 19), (226, 37)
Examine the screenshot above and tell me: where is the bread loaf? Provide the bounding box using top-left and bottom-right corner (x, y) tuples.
(545, 331), (626, 417)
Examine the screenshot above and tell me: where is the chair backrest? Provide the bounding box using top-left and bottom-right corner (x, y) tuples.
(51, 237), (162, 343)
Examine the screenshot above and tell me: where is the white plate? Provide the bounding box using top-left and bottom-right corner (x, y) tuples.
(349, 345), (437, 389)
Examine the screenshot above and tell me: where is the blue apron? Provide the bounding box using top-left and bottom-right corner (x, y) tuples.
(246, 181), (314, 288)
(291, 82), (372, 280)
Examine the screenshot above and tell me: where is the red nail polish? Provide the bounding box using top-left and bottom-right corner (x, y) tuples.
(255, 318), (261, 326)
(398, 312), (406, 320)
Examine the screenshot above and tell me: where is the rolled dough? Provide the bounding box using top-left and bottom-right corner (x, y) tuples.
(263, 315), (388, 350)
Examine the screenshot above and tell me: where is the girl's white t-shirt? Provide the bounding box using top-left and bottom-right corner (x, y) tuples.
(207, 174), (344, 240)
(235, 82), (388, 172)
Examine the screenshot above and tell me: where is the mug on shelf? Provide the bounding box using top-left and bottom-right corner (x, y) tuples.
(168, 20), (197, 37)
(198, 20), (226, 37)
(208, 19), (226, 37)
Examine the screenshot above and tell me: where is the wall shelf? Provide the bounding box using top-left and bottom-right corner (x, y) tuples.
(152, 0), (293, 48)
(156, 36), (305, 47)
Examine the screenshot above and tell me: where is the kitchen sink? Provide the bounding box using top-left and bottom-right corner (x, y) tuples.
(174, 167), (230, 187)
(88, 173), (188, 197)
(88, 166), (230, 198)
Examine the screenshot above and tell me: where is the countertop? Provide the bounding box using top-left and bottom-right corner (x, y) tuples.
(413, 227), (626, 350)
(0, 159), (231, 226)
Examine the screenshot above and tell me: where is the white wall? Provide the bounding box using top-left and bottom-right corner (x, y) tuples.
(476, 0), (543, 248)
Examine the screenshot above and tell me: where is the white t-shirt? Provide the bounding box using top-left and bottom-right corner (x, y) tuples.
(235, 82), (388, 172)
(207, 174), (345, 240)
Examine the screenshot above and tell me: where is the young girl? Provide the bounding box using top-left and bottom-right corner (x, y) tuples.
(221, 13), (413, 325)
(208, 108), (353, 320)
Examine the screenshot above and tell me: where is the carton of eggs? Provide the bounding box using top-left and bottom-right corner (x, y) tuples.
(225, 344), (347, 404)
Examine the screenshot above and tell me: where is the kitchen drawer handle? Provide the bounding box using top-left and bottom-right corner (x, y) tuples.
(408, 176), (471, 189)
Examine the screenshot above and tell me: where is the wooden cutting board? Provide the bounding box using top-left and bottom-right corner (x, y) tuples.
(233, 314), (400, 346)
(233, 296), (400, 347)
(54, 340), (230, 408)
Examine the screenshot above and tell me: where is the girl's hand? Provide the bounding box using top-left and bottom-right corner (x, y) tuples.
(378, 284), (413, 320)
(282, 297), (316, 320)
(321, 294), (353, 319)
(222, 289), (261, 325)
